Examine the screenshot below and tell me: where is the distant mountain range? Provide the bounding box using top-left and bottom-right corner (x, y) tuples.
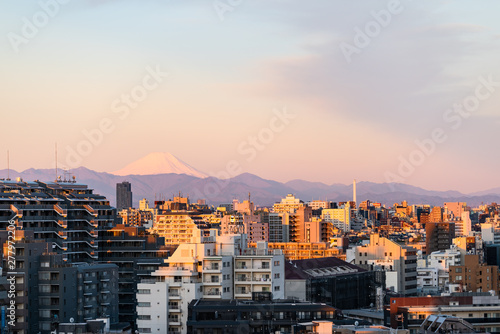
(1, 168), (500, 208)
(1, 152), (499, 207)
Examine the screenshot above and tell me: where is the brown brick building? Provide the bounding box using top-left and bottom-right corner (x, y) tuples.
(449, 254), (500, 293)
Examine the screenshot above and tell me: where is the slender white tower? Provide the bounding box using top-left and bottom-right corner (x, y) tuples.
(353, 179), (357, 205)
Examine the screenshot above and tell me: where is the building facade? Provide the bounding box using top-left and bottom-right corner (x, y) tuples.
(116, 181), (132, 210)
(352, 234), (417, 296)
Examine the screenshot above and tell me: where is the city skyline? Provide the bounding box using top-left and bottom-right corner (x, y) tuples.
(1, 1), (500, 194)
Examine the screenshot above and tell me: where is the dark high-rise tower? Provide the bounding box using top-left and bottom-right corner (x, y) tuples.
(116, 181), (132, 210)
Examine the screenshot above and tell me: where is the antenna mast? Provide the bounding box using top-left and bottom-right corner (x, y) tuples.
(55, 143), (58, 182)
(7, 150), (10, 181)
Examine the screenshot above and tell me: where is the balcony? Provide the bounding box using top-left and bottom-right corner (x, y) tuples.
(253, 277), (271, 283)
(168, 307), (181, 313)
(234, 291), (251, 298)
(168, 318), (181, 326)
(203, 266), (221, 272)
(235, 265), (250, 270)
(235, 276), (251, 282)
(203, 290), (222, 298)
(168, 293), (181, 300)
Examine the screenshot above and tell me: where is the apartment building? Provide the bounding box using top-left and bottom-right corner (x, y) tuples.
(0, 233), (120, 334)
(481, 223), (500, 245)
(260, 242), (344, 261)
(0, 179), (115, 263)
(426, 222), (455, 254)
(321, 203), (351, 233)
(448, 254), (500, 294)
(220, 214), (268, 243)
(96, 224), (173, 326)
(152, 211), (209, 245)
(423, 248), (462, 291)
(272, 194), (304, 213)
(351, 233), (417, 296)
(187, 296), (340, 334)
(116, 181), (132, 210)
(136, 234), (284, 334)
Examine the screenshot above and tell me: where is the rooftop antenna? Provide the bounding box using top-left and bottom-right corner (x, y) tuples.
(55, 143), (58, 182)
(7, 150), (10, 181)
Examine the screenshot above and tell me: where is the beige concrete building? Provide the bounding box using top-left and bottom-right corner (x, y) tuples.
(321, 202), (351, 232)
(351, 233), (417, 295)
(273, 194), (304, 213)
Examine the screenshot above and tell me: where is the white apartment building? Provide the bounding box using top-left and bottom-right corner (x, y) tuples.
(417, 267), (439, 294)
(481, 223), (500, 245)
(428, 248), (461, 270)
(136, 234), (284, 334)
(234, 242), (285, 299)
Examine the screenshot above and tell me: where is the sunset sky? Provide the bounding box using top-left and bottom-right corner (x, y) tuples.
(1, 1), (500, 193)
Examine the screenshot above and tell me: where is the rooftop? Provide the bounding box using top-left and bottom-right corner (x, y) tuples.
(285, 256), (366, 280)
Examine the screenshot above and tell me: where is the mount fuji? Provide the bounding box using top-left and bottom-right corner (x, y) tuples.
(111, 152), (207, 178)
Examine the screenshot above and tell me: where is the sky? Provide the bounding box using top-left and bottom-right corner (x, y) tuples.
(1, 0), (500, 194)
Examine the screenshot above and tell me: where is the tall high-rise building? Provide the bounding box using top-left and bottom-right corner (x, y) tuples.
(353, 179), (357, 207)
(116, 181), (132, 210)
(426, 222), (455, 254)
(429, 206), (443, 223)
(444, 202), (467, 219)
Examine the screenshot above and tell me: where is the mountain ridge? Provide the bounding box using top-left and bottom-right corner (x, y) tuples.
(1, 167), (499, 208)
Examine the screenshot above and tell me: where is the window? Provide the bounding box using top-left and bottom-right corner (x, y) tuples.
(455, 268), (462, 273)
(39, 297), (50, 306)
(137, 328), (152, 333)
(41, 262), (50, 268)
(39, 272), (50, 280)
(274, 286), (280, 291)
(138, 289), (151, 294)
(39, 310), (51, 318)
(39, 285), (51, 293)
(137, 302), (151, 307)
(137, 315), (151, 320)
(274, 261), (280, 266)
(274, 273), (280, 279)
(262, 262), (270, 269)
